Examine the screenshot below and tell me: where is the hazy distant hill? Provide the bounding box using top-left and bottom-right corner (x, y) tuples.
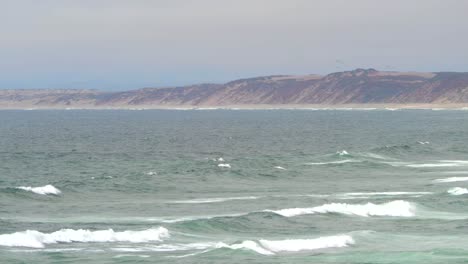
(2, 69), (468, 108)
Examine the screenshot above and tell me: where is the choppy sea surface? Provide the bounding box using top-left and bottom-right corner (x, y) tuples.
(1, 109), (468, 263)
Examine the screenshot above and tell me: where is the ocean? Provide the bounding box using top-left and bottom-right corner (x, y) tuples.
(1, 109), (468, 263)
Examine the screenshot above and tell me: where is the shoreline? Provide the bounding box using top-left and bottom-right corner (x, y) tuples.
(1, 104), (468, 110)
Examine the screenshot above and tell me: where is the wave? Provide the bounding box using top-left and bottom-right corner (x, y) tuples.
(338, 192), (431, 199)
(168, 196), (259, 204)
(267, 200), (415, 217)
(218, 163), (231, 168)
(15, 185), (61, 195)
(274, 166), (286, 170)
(217, 235), (354, 255)
(0, 227), (169, 248)
(336, 150), (349, 156)
(306, 159), (359, 165)
(258, 235), (354, 253)
(383, 160), (468, 168)
(441, 171), (468, 174)
(447, 187), (468, 195)
(405, 163), (465, 168)
(432, 177), (468, 183)
(110, 234), (354, 256)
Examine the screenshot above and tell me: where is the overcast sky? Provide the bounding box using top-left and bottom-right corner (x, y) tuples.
(1, 0), (468, 90)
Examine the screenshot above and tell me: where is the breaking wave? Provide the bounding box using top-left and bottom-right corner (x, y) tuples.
(267, 200), (415, 217)
(15, 185), (61, 195)
(306, 159), (359, 165)
(0, 227), (169, 248)
(168, 196), (259, 204)
(433, 177), (468, 183)
(110, 235), (354, 257)
(336, 150), (349, 156)
(447, 187), (468, 195)
(217, 235), (354, 255)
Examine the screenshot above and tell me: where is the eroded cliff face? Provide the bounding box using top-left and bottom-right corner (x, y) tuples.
(2, 69), (468, 108)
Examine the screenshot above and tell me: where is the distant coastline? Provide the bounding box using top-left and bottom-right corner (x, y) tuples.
(3, 69), (468, 109)
(3, 104), (468, 111)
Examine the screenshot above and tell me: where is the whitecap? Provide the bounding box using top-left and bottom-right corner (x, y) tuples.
(218, 163), (231, 168)
(114, 254), (150, 258)
(340, 191), (431, 196)
(259, 235), (354, 253)
(216, 240), (275, 255)
(447, 187), (468, 195)
(146, 171), (157, 176)
(337, 150), (349, 156)
(168, 196), (259, 204)
(217, 157), (225, 162)
(406, 163), (464, 168)
(432, 177), (468, 183)
(267, 200), (415, 218)
(16, 185), (61, 195)
(0, 227), (169, 248)
(274, 166), (286, 170)
(306, 159), (359, 165)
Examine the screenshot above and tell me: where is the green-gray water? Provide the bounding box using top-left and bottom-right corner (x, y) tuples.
(1, 109), (468, 263)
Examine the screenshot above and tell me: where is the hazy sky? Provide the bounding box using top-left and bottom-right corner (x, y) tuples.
(1, 0), (468, 90)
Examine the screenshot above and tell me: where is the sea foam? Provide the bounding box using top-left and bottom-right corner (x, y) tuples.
(0, 227), (169, 248)
(217, 235), (354, 255)
(16, 185), (61, 195)
(337, 150), (349, 156)
(433, 177), (468, 183)
(306, 159), (358, 165)
(447, 187), (468, 195)
(218, 163), (231, 168)
(168, 196), (259, 204)
(268, 200), (415, 217)
(259, 235), (354, 253)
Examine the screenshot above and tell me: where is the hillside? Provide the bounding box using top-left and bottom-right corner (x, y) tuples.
(2, 69), (468, 108)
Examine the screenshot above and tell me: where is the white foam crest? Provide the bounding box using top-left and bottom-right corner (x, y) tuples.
(337, 150), (349, 156)
(406, 163), (464, 168)
(433, 177), (468, 183)
(274, 166), (286, 170)
(447, 187), (468, 195)
(259, 235), (354, 253)
(168, 196), (259, 204)
(114, 254), (150, 258)
(216, 240), (275, 255)
(16, 185), (61, 195)
(112, 242), (216, 253)
(146, 171), (157, 176)
(217, 157), (225, 162)
(306, 159), (358, 165)
(218, 163), (231, 168)
(268, 200), (415, 217)
(417, 141), (430, 145)
(0, 227), (169, 248)
(341, 191), (431, 196)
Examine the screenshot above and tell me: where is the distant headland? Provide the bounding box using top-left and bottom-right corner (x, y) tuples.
(2, 69), (468, 109)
